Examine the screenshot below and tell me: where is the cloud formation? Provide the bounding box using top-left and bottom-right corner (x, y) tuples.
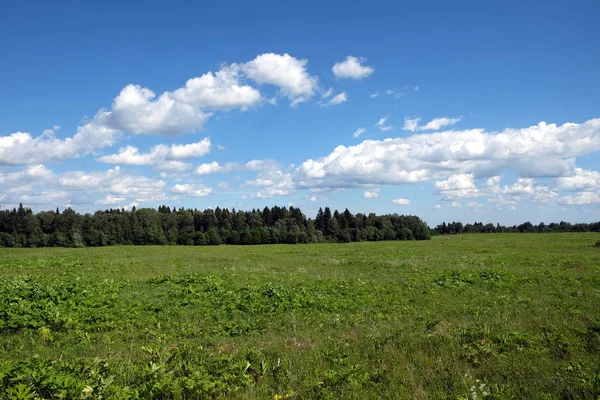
(296, 119), (600, 190)
(98, 138), (211, 171)
(403, 116), (461, 132)
(332, 56), (374, 79)
(375, 116), (392, 131)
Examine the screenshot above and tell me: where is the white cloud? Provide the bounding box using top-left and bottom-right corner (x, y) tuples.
(171, 67), (262, 110)
(555, 168), (600, 191)
(295, 119), (600, 190)
(0, 117), (119, 165)
(195, 161), (224, 175)
(240, 53), (318, 106)
(489, 178), (558, 206)
(98, 138), (211, 170)
(58, 166), (167, 202)
(321, 87), (334, 98)
(332, 56), (374, 80)
(467, 201), (483, 210)
(327, 92), (348, 106)
(403, 118), (421, 132)
(171, 183), (212, 197)
(375, 116), (392, 131)
(95, 195), (126, 205)
(353, 128), (367, 138)
(385, 89), (405, 99)
(452, 201), (461, 208)
(1, 52), (320, 165)
(244, 162), (295, 199)
(434, 204), (441, 209)
(403, 116), (461, 132)
(0, 165), (169, 208)
(363, 188), (379, 199)
(392, 198), (410, 205)
(107, 53), (318, 134)
(194, 159), (269, 175)
(107, 84), (211, 136)
(485, 176), (501, 187)
(370, 92), (380, 98)
(434, 174), (481, 199)
(420, 117), (462, 131)
(560, 192), (600, 205)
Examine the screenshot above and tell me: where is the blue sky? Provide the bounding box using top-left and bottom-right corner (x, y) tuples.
(1, 0), (599, 226)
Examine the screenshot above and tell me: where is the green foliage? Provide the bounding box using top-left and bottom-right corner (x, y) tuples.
(0, 233), (599, 398)
(0, 204), (432, 248)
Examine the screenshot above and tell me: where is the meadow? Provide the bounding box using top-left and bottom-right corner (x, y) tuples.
(0, 233), (599, 399)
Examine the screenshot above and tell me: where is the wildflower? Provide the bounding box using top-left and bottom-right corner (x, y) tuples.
(274, 395), (283, 400)
(82, 386), (93, 397)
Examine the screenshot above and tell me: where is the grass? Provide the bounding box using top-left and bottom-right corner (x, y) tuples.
(0, 233), (599, 399)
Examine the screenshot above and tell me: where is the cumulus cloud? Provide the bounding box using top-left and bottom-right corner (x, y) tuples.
(370, 92), (380, 98)
(375, 116), (392, 131)
(1, 53), (320, 167)
(241, 161), (295, 199)
(332, 56), (374, 80)
(194, 159), (267, 175)
(195, 161), (224, 175)
(392, 198), (410, 205)
(434, 174), (481, 199)
(363, 188), (379, 199)
(107, 84), (212, 136)
(0, 117), (119, 165)
(171, 183), (213, 197)
(95, 195), (126, 205)
(434, 204), (441, 209)
(0, 165), (169, 208)
(171, 67), (262, 110)
(241, 53), (318, 106)
(59, 166), (167, 202)
(560, 192), (600, 205)
(555, 168), (600, 191)
(452, 201), (461, 208)
(98, 138), (211, 171)
(295, 119), (600, 190)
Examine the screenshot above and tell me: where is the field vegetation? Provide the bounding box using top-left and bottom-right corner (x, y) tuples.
(0, 234), (599, 399)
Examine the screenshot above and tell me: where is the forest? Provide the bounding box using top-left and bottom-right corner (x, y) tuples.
(433, 220), (600, 234)
(1, 203), (599, 248)
(0, 204), (431, 247)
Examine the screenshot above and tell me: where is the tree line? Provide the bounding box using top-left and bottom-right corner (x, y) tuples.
(434, 220), (600, 235)
(0, 204), (431, 248)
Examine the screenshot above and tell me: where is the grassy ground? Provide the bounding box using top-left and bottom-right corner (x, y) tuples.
(0, 233), (599, 399)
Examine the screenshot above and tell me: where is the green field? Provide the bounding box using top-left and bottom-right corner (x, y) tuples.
(1, 234), (599, 399)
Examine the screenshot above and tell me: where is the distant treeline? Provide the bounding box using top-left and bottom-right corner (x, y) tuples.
(0, 204), (431, 248)
(433, 221), (600, 235)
